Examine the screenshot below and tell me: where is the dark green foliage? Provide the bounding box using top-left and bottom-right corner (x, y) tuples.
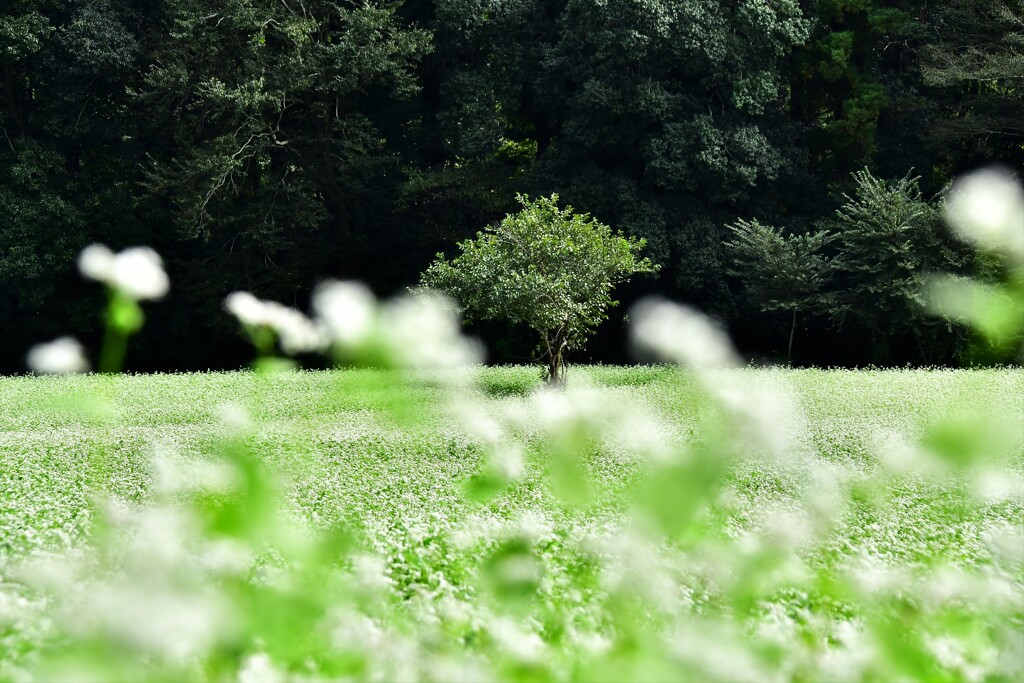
(725, 219), (834, 362)
(0, 0), (157, 367)
(921, 0), (1024, 166)
(789, 1), (931, 183)
(141, 0), (430, 253)
(826, 169), (974, 362)
(530, 0), (811, 302)
(0, 0), (1015, 370)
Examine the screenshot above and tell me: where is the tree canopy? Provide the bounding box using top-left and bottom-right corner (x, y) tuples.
(421, 194), (656, 383)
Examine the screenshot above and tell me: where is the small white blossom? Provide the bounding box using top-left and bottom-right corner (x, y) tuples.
(267, 305), (324, 354)
(224, 292), (325, 354)
(946, 169), (1024, 261)
(79, 244), (169, 300)
(26, 337), (89, 374)
(217, 402), (251, 432)
(630, 298), (740, 369)
(313, 280), (376, 347)
(78, 243), (116, 281)
(238, 653), (283, 683)
(224, 292), (271, 327)
(382, 292), (482, 369)
(352, 554), (392, 593)
(488, 617), (547, 664)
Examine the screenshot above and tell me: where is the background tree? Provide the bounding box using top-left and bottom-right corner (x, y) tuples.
(421, 195), (656, 385)
(789, 0), (932, 185)
(825, 169), (974, 362)
(0, 0), (157, 369)
(1, 0), (1016, 371)
(529, 0), (811, 307)
(921, 0), (1024, 169)
(139, 0), (430, 296)
(725, 219), (834, 363)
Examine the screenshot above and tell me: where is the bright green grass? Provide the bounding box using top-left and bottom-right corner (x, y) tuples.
(1, 367), (1022, 679)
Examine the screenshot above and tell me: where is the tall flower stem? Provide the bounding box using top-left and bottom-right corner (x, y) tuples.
(98, 291), (144, 373)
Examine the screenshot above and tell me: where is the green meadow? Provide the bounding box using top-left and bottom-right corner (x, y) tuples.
(2, 367), (1022, 682)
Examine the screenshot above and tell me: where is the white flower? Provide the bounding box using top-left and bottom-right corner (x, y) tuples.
(946, 169), (1024, 261)
(224, 292), (271, 327)
(630, 298), (740, 369)
(313, 280), (376, 347)
(78, 243), (116, 281)
(488, 617), (547, 664)
(224, 292), (325, 354)
(266, 305), (324, 354)
(382, 292), (482, 369)
(79, 244), (170, 300)
(26, 337), (90, 374)
(216, 402), (251, 432)
(238, 653), (283, 683)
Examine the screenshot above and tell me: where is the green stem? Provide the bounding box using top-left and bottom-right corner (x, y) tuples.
(788, 308), (797, 366)
(98, 291), (143, 373)
(98, 323), (128, 374)
(99, 297), (127, 374)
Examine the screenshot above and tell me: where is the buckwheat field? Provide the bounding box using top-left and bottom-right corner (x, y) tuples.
(1, 170), (1023, 683)
(1, 362), (1022, 683)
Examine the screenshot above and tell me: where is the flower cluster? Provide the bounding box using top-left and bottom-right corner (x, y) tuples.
(224, 283), (481, 370)
(224, 292), (324, 355)
(25, 337), (90, 375)
(946, 168), (1024, 263)
(78, 244), (170, 300)
(26, 244), (172, 374)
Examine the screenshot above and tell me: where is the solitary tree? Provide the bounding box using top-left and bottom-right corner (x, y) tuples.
(421, 194), (657, 385)
(725, 219), (834, 363)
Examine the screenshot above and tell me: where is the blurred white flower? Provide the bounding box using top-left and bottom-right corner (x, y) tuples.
(79, 244), (169, 300)
(224, 292), (325, 354)
(78, 243), (115, 281)
(946, 169), (1024, 261)
(217, 401), (251, 432)
(313, 280), (376, 347)
(77, 585), (229, 664)
(352, 554), (392, 593)
(26, 337), (89, 374)
(238, 653), (283, 683)
(630, 298), (740, 369)
(268, 305), (324, 354)
(382, 292), (482, 369)
(488, 617), (547, 664)
(224, 292), (270, 327)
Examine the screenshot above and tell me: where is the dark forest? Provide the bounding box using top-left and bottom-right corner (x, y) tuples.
(2, 0), (1021, 372)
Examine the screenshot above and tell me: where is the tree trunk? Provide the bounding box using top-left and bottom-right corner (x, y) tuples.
(542, 322), (569, 387)
(788, 308), (797, 366)
(547, 350), (561, 386)
(3, 57), (28, 138)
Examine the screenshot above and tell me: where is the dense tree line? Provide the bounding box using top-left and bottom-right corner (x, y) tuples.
(2, 0), (1021, 372)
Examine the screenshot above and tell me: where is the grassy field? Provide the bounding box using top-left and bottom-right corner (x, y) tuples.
(1, 366), (1022, 682)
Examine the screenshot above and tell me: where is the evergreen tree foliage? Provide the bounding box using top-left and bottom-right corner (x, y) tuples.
(0, 0), (157, 367)
(826, 169), (972, 362)
(725, 219), (834, 362)
(141, 0), (430, 250)
(921, 0), (1024, 167)
(0, 0), (1015, 370)
(790, 0), (931, 183)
